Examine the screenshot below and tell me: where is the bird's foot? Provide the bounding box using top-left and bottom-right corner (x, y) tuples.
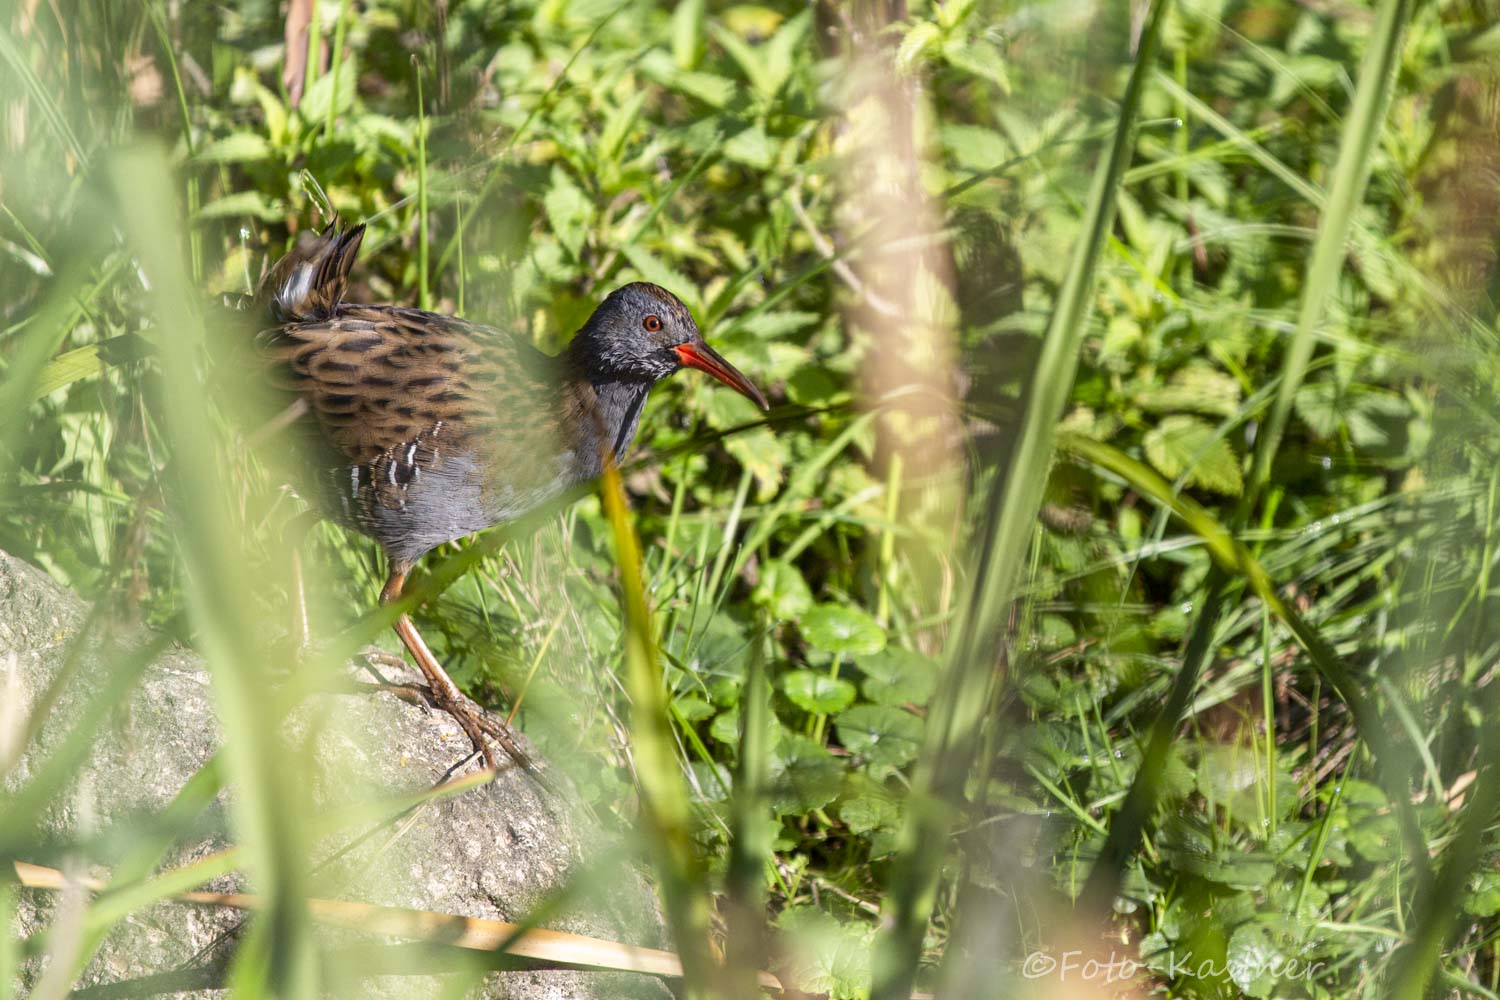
(423, 686), (538, 779)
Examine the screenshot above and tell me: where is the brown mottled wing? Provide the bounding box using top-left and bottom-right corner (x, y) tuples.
(256, 305), (570, 561)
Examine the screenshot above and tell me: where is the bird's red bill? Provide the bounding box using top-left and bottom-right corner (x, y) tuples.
(674, 342), (769, 411)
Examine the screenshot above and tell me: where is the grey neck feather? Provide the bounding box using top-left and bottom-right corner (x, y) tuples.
(576, 378), (653, 479)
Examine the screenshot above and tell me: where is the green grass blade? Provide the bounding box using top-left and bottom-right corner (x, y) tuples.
(598, 461), (716, 993)
(1073, 0), (1416, 915)
(1388, 728), (1500, 999)
(870, 4), (1167, 995)
(0, 28), (87, 167)
(1062, 434), (1434, 892)
(722, 620), (771, 997)
(1241, 0), (1414, 504)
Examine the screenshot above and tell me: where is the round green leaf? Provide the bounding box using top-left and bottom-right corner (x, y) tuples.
(835, 704), (923, 768)
(781, 670), (856, 715)
(838, 793), (900, 834)
(800, 603), (887, 656)
(770, 732), (842, 814)
(859, 647), (937, 707)
(753, 560), (813, 620)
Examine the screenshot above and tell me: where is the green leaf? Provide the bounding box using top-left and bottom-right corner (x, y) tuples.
(1142, 415), (1243, 495)
(800, 604), (887, 656)
(598, 91), (648, 163)
(753, 561), (813, 621)
(858, 647), (937, 707)
(896, 22), (942, 73)
(781, 670), (856, 715)
(1466, 871), (1500, 917)
(1135, 363), (1242, 418)
(835, 705), (923, 768)
(671, 0), (705, 69)
(543, 167), (592, 261)
(193, 132), (274, 165)
(1293, 381), (1341, 437)
(33, 343), (102, 399)
(770, 732), (842, 814)
(708, 708), (740, 745)
(723, 124), (776, 170)
(621, 244), (697, 308)
(194, 190), (283, 222)
(724, 426), (787, 501)
(674, 695), (714, 723)
(738, 311), (820, 339)
(641, 50), (735, 107)
(1226, 923), (1292, 999)
(943, 38), (1010, 92)
(775, 907), (873, 999)
(299, 55), (356, 125)
(941, 123), (1009, 172)
(839, 793), (900, 834)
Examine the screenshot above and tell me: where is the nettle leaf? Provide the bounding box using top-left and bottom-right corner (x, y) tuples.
(1293, 381), (1340, 437)
(689, 760), (732, 801)
(1143, 415), (1243, 496)
(858, 646), (937, 707)
(771, 732), (842, 814)
(942, 37), (1011, 92)
(543, 167), (591, 261)
(194, 132), (274, 165)
(753, 560), (813, 620)
(786, 365), (842, 406)
(723, 123), (776, 169)
(941, 123), (1009, 172)
(1295, 381), (1412, 448)
(800, 604), (887, 656)
(738, 310), (820, 339)
(621, 244), (697, 310)
(1135, 362), (1242, 417)
(640, 50), (735, 108)
(299, 55), (357, 124)
(782, 670), (856, 715)
(896, 21), (942, 72)
(194, 190), (282, 222)
(1346, 389), (1410, 449)
(759, 9), (811, 98)
(1226, 923), (1292, 999)
(725, 426), (786, 501)
(835, 704), (923, 768)
(775, 907), (873, 999)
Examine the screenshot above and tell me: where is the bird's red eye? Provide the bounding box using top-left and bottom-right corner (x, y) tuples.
(643, 314), (663, 332)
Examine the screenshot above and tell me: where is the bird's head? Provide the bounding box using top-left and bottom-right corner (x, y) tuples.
(570, 282), (768, 410)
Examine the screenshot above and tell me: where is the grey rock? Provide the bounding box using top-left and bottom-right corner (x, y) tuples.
(0, 550), (670, 998)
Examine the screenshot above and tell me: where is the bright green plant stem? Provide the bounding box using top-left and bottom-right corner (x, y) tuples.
(597, 460), (718, 993)
(869, 4), (1167, 995)
(723, 623), (772, 998)
(414, 59), (430, 311)
(323, 0), (352, 140)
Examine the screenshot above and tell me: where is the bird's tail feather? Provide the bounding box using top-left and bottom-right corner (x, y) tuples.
(255, 222), (366, 323)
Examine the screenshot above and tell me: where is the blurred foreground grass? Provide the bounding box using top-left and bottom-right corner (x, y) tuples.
(6, 0), (1500, 997)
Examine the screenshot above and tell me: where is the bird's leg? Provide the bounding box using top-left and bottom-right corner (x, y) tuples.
(380, 569), (537, 775)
